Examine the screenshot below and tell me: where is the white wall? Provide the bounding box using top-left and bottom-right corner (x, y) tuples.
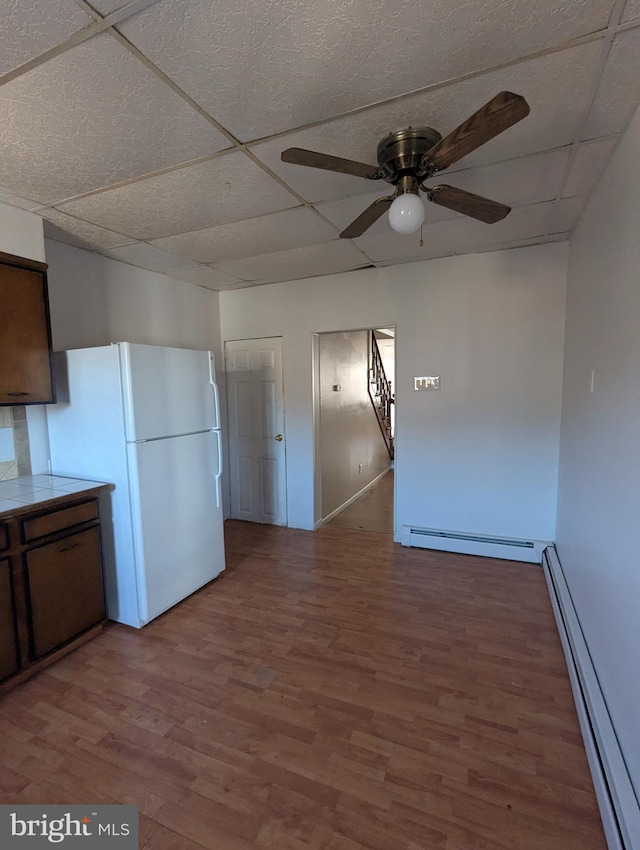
(556, 106), (640, 795)
(220, 242), (567, 538)
(26, 239), (222, 475)
(0, 202), (45, 263)
(44, 239), (221, 354)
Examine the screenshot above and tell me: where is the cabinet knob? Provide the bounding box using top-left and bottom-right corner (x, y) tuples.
(275, 434), (283, 442)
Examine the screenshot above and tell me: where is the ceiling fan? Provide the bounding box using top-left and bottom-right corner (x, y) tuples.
(281, 91), (530, 238)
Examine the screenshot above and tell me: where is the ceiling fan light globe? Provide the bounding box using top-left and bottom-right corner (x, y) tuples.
(388, 193), (425, 234)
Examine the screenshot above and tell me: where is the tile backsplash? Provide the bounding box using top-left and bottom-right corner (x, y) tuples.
(0, 406), (31, 480)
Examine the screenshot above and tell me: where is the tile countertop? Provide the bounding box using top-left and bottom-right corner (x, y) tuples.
(0, 475), (113, 520)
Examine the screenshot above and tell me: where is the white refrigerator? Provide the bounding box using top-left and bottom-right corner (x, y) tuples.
(46, 342), (225, 628)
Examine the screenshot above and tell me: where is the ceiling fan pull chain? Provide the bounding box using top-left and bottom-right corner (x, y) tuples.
(419, 224), (424, 247)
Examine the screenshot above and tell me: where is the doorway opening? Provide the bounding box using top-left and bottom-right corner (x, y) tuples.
(314, 327), (395, 534)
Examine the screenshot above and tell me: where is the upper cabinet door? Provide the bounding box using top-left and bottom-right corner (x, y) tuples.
(0, 252), (55, 406)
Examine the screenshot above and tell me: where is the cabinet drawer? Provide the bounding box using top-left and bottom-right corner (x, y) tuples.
(21, 499), (98, 542)
(0, 523), (7, 552)
(26, 527), (105, 658)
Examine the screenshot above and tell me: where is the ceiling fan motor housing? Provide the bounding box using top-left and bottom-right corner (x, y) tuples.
(376, 126), (443, 184)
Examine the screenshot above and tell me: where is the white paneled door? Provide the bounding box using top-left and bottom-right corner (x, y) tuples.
(225, 337), (287, 526)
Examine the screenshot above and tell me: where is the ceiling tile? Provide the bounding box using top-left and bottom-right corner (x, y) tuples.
(218, 281), (261, 291)
(457, 235), (542, 254)
(374, 244), (456, 265)
(423, 147), (571, 208)
(169, 264), (242, 290)
(151, 207), (337, 264)
(104, 242), (197, 272)
(316, 188), (402, 238)
(251, 42), (602, 203)
(57, 152), (297, 240)
(356, 223), (461, 264)
(356, 202), (552, 262)
(0, 32), (230, 204)
(115, 0), (613, 141)
(42, 210), (134, 251)
(315, 148), (570, 238)
(1, 1), (630, 279)
(212, 240), (369, 284)
(0, 188), (42, 210)
(0, 0), (91, 76)
(447, 201), (554, 249)
(90, 1), (147, 12)
(374, 233), (572, 266)
(582, 28), (640, 139)
(562, 137), (618, 197)
(548, 196), (586, 233)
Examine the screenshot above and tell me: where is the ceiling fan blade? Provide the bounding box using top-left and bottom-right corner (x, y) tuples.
(340, 196), (394, 238)
(427, 185), (511, 223)
(425, 92), (530, 171)
(281, 147), (383, 180)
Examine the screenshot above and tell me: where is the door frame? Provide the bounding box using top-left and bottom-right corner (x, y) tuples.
(312, 324), (397, 531)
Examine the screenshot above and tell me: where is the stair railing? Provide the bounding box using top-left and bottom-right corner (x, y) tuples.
(368, 332), (394, 459)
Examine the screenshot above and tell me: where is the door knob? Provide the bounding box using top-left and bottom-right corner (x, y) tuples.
(275, 434), (283, 441)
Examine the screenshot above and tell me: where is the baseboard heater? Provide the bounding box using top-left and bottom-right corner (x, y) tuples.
(543, 546), (640, 850)
(400, 525), (548, 563)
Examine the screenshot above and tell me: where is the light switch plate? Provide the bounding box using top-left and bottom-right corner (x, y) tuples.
(414, 376), (440, 391)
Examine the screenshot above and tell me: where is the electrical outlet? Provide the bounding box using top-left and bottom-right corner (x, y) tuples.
(358, 463), (363, 473)
(415, 376), (440, 391)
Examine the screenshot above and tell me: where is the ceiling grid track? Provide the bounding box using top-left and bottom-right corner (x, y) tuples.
(2, 0), (640, 286)
(0, 0), (161, 88)
(541, 0), (630, 242)
(5, 5), (637, 212)
(8, 16), (636, 208)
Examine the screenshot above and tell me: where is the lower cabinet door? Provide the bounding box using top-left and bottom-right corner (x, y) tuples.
(26, 527), (105, 658)
(0, 558), (19, 680)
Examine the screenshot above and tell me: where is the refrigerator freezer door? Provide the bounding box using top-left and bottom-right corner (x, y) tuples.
(119, 343), (219, 441)
(127, 430), (225, 625)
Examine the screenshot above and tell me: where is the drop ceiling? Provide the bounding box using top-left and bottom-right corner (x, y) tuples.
(1, 0), (639, 290)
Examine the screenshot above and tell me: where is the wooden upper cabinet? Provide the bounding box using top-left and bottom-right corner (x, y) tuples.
(0, 251), (55, 405)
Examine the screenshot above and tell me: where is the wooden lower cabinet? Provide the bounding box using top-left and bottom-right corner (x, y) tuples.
(0, 558), (19, 681)
(26, 526), (105, 658)
(0, 490), (108, 692)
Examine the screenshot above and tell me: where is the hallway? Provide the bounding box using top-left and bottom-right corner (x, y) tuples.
(326, 469), (394, 533)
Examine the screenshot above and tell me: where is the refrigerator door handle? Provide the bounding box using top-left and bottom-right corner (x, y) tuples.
(214, 429), (223, 508)
(209, 352), (221, 429)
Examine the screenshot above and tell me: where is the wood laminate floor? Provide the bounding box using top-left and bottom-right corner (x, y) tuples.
(0, 521), (606, 850)
(326, 469), (394, 534)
